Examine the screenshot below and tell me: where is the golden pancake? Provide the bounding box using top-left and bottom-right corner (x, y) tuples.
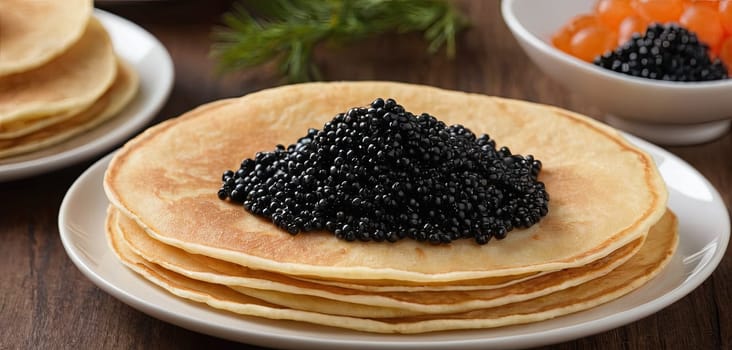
(110, 200), (547, 293)
(107, 208), (678, 333)
(289, 272), (545, 292)
(110, 206), (647, 315)
(231, 228), (641, 316)
(104, 82), (668, 282)
(0, 0), (92, 76)
(0, 104), (87, 139)
(0, 60), (138, 158)
(289, 273), (544, 292)
(0, 18), (117, 123)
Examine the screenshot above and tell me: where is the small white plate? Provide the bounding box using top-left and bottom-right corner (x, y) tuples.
(0, 9), (173, 182)
(502, 0), (732, 145)
(59, 136), (729, 350)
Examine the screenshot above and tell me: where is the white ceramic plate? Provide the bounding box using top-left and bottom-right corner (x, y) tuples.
(0, 9), (173, 182)
(59, 135), (729, 350)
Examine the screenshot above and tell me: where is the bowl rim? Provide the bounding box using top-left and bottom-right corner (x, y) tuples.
(500, 0), (732, 90)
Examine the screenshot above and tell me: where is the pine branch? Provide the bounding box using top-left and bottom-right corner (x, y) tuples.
(211, 0), (468, 82)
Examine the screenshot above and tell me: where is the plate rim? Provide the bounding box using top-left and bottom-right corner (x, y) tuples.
(58, 136), (730, 350)
(0, 9), (174, 182)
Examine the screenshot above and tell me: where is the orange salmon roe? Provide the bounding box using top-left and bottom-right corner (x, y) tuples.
(595, 0), (635, 30)
(618, 15), (649, 44)
(632, 0), (684, 22)
(570, 26), (618, 61)
(684, 0), (720, 9)
(720, 36), (732, 73)
(721, 0), (732, 34)
(552, 14), (598, 54)
(568, 14), (599, 32)
(680, 5), (724, 49)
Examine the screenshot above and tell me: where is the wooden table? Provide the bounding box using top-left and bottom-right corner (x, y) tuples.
(2, 1), (729, 349)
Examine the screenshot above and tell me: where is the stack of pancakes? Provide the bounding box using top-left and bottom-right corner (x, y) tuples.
(0, 0), (138, 158)
(103, 82), (676, 333)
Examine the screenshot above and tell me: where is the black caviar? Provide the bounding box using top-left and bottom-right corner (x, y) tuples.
(218, 98), (549, 244)
(594, 23), (728, 81)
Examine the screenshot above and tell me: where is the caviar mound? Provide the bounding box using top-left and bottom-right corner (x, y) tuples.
(594, 23), (728, 81)
(218, 98), (549, 245)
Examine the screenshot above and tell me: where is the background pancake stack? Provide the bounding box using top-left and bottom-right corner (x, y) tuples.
(0, 0), (138, 159)
(103, 82), (677, 333)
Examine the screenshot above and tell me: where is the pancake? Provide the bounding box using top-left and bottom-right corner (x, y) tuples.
(104, 82), (668, 282)
(110, 201), (549, 293)
(290, 272), (547, 292)
(0, 104), (87, 139)
(0, 60), (138, 158)
(0, 18), (117, 124)
(107, 208), (678, 333)
(290, 271), (547, 292)
(110, 206), (648, 315)
(0, 0), (92, 76)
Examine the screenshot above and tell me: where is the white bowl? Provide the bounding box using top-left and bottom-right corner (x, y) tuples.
(501, 0), (732, 145)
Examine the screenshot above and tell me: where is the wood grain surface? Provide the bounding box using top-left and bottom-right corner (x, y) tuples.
(1, 1), (729, 349)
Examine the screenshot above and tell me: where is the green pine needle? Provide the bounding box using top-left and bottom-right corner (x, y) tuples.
(211, 0), (468, 82)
